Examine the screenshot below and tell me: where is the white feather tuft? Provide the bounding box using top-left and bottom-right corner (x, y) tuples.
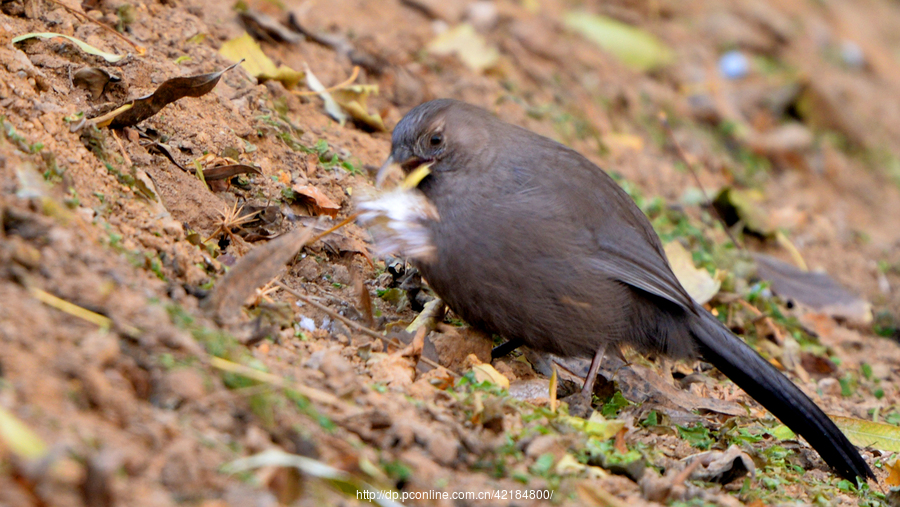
(356, 189), (439, 262)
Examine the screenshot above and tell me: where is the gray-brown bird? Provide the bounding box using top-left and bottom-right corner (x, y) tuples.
(372, 98), (873, 481)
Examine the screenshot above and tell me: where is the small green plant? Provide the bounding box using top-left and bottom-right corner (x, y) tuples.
(677, 424), (713, 450)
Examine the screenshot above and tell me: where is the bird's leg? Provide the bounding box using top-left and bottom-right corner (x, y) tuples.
(659, 357), (675, 386)
(491, 337), (525, 359)
(581, 343), (608, 397)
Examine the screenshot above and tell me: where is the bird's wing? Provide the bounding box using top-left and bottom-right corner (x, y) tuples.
(583, 230), (695, 311)
(540, 148), (697, 311)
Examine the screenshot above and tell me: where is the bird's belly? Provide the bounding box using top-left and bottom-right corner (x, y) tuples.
(416, 221), (638, 359)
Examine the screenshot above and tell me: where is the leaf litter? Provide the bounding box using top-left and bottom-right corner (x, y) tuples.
(105, 61), (242, 128)
(219, 32), (305, 88)
(12, 32), (127, 62)
(3, 0), (900, 505)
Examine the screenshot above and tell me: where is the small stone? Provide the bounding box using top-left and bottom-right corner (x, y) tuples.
(525, 434), (566, 460)
(243, 425), (273, 453)
(817, 377), (841, 397)
(81, 331), (120, 366)
(162, 368), (207, 403)
(466, 1), (498, 31)
(331, 264), (351, 285)
(298, 316), (316, 332)
(719, 50), (749, 79)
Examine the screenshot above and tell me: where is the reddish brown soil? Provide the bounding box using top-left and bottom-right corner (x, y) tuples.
(2, 0), (900, 505)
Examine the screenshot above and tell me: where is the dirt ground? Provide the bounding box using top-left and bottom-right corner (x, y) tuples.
(3, 0), (900, 505)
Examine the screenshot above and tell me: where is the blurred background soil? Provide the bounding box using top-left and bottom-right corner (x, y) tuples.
(2, 0), (900, 505)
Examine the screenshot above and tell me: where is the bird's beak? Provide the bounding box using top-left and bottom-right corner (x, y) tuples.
(375, 155), (401, 189)
(376, 154), (432, 189)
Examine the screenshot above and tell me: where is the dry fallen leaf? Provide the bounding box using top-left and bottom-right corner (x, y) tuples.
(664, 241), (721, 305)
(106, 62), (241, 128)
(886, 458), (900, 487)
(332, 84), (386, 131)
(685, 445), (755, 484)
(73, 67), (120, 100)
(427, 23), (499, 72)
(220, 32), (304, 88)
(831, 415), (900, 452)
(202, 226), (314, 323)
(13, 32), (126, 62)
(203, 164), (262, 181)
(292, 184), (341, 218)
(713, 187), (773, 237)
(304, 64), (348, 123)
(753, 253), (872, 324)
(471, 362), (510, 389)
(562, 12), (673, 71)
(0, 406), (48, 460)
(239, 10), (303, 44)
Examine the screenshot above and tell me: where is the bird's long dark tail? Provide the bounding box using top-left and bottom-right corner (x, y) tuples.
(690, 310), (873, 481)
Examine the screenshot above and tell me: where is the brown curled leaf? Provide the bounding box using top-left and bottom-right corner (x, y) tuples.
(203, 164), (262, 181)
(107, 61), (242, 128)
(202, 226), (315, 323)
(290, 184), (341, 218)
(239, 10), (303, 44)
(73, 67), (120, 100)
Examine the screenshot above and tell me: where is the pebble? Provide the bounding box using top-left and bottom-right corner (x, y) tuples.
(298, 316), (316, 332)
(718, 50), (749, 79)
(817, 377), (841, 397)
(840, 40), (865, 69)
(467, 1), (498, 32)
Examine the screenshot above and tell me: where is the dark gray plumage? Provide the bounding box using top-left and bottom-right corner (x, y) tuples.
(384, 99), (873, 481)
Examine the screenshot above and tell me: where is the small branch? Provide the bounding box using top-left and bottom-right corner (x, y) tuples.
(275, 281), (458, 377)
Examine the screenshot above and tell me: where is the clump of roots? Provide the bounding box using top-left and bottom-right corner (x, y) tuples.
(205, 201), (260, 253)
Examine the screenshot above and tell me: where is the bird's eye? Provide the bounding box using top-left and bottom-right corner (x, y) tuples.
(429, 133), (443, 147)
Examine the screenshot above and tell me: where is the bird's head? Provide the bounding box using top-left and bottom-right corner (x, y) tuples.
(377, 99), (492, 189)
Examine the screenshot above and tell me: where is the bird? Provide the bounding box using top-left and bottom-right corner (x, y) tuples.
(371, 98), (874, 481)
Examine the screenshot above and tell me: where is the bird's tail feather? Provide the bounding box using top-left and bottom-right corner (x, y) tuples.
(691, 310), (873, 481)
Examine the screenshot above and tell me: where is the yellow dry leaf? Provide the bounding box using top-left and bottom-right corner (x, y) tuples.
(831, 415), (900, 452)
(604, 133), (644, 152)
(220, 33), (304, 88)
(664, 241), (721, 305)
(332, 84), (385, 131)
(549, 364), (559, 412)
(471, 363), (510, 389)
(886, 458), (900, 487)
(427, 23), (499, 73)
(558, 412), (625, 439)
(0, 406), (48, 460)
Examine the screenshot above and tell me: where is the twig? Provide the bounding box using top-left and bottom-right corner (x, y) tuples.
(110, 129), (132, 167)
(774, 230), (808, 271)
(670, 458), (702, 488)
(308, 213), (359, 244)
(658, 112), (743, 249)
(208, 356), (358, 412)
(737, 299), (785, 345)
(30, 287), (140, 336)
(276, 281), (458, 377)
(277, 281), (382, 340)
